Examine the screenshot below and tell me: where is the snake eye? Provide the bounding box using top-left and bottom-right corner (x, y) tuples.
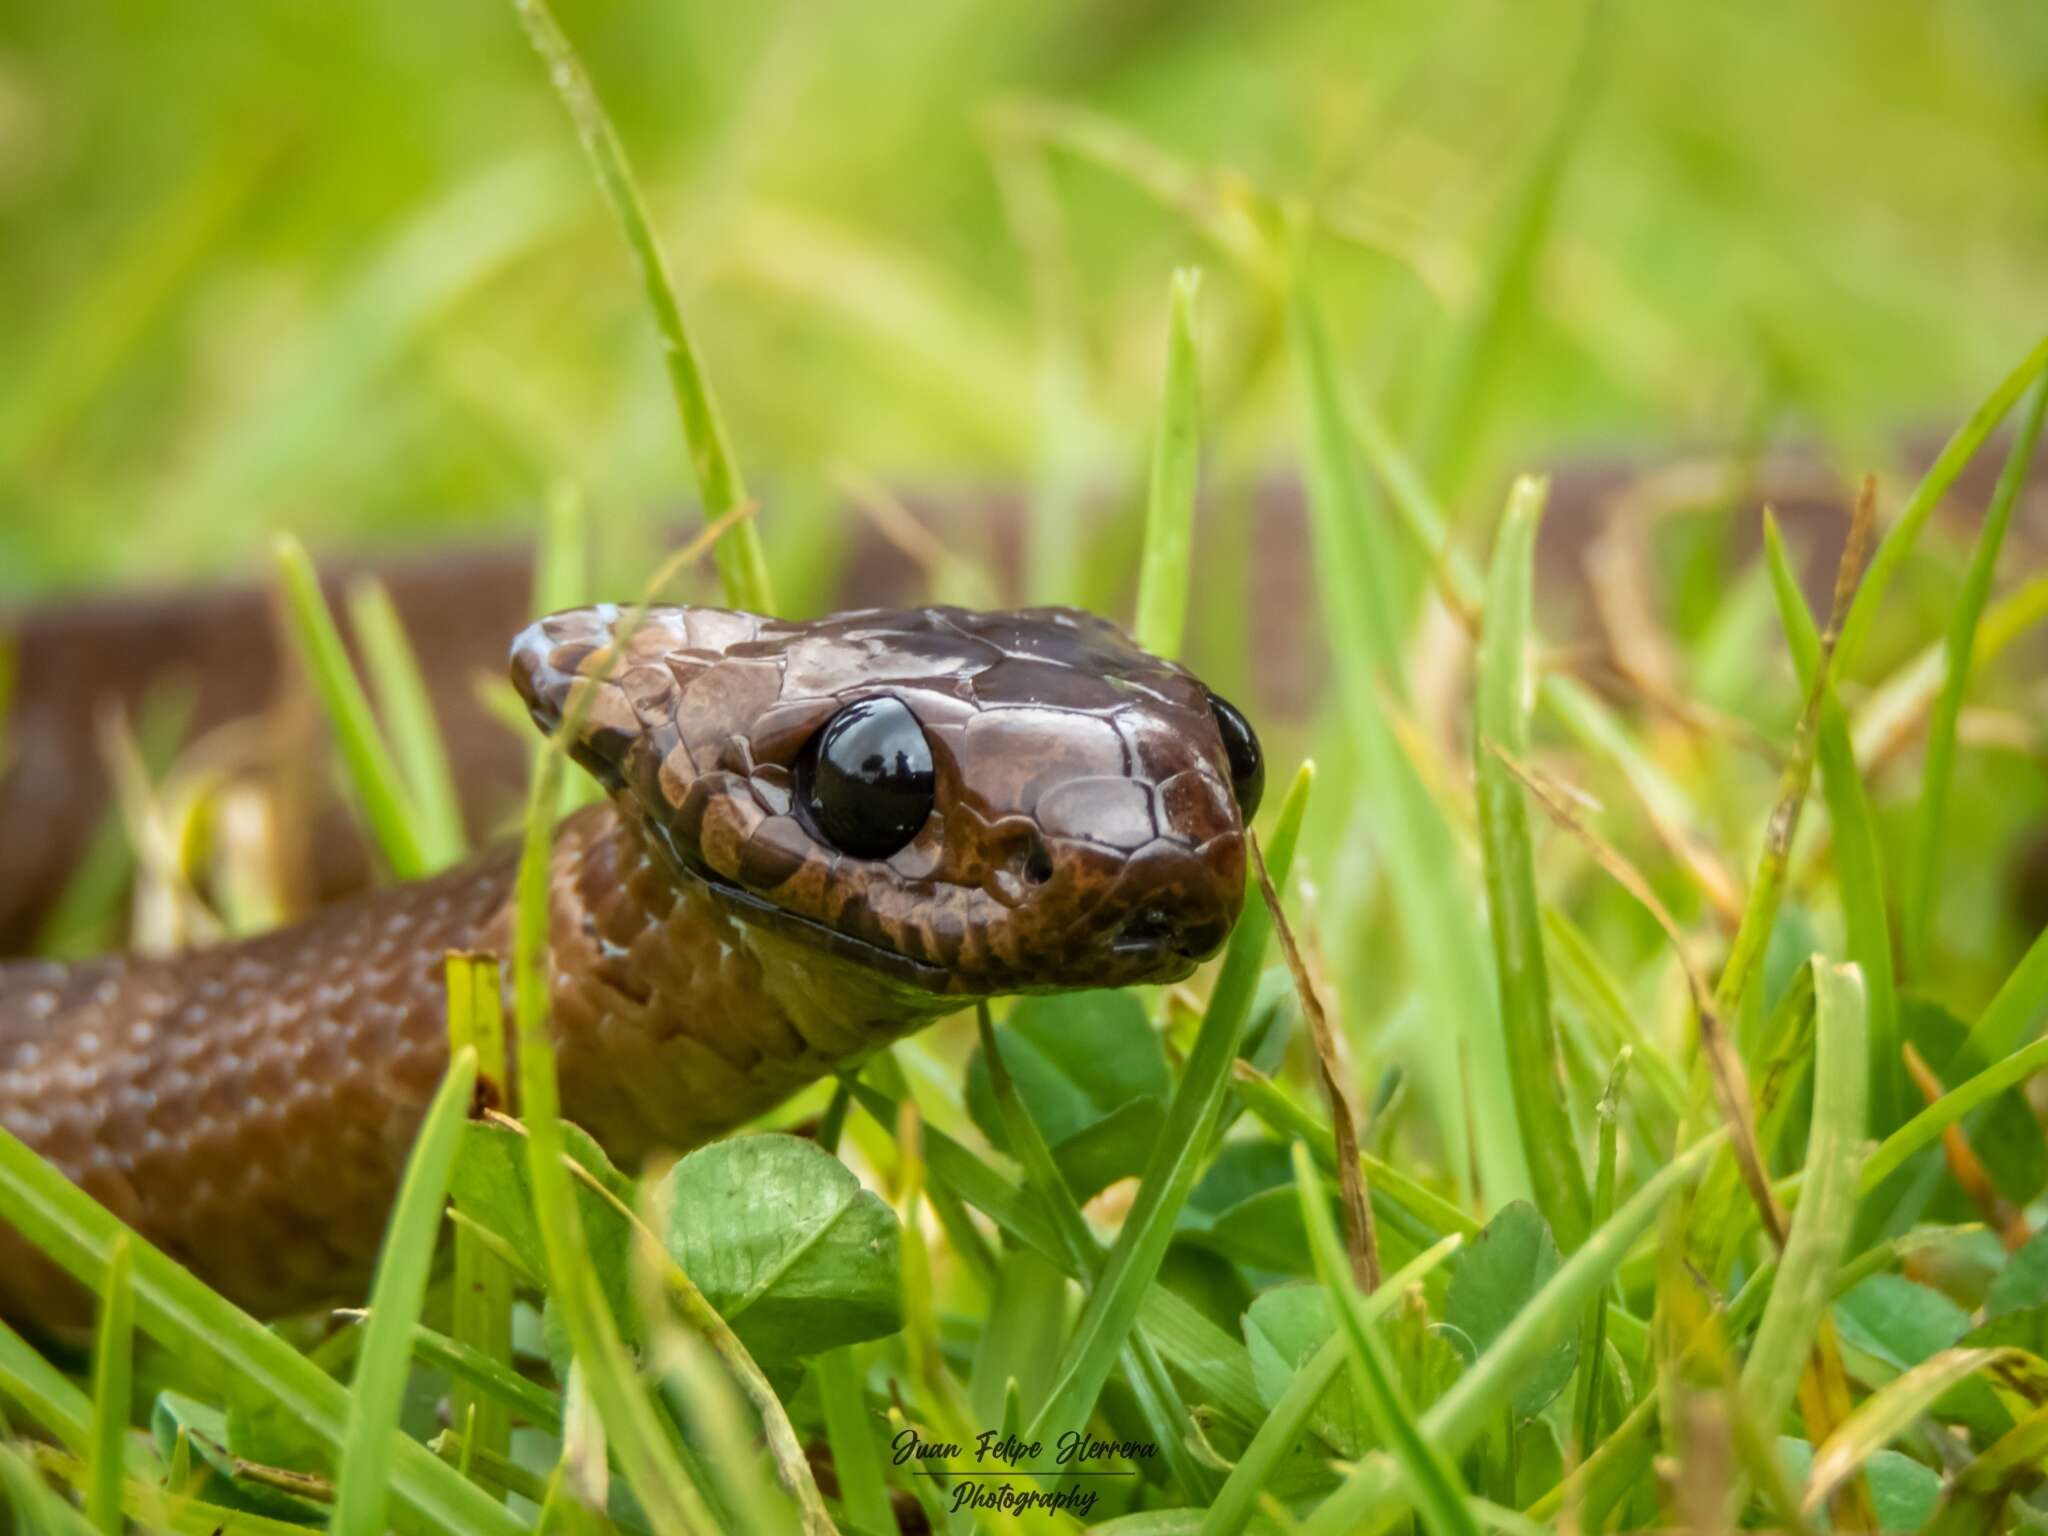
(796, 697), (936, 860)
(1208, 693), (1263, 820)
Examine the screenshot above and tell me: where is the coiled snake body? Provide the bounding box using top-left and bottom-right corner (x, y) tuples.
(0, 603), (1258, 1325)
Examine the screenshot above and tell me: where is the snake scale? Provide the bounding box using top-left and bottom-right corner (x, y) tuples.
(0, 603), (1260, 1326)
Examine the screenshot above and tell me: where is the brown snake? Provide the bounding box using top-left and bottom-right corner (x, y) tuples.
(0, 603), (1258, 1325)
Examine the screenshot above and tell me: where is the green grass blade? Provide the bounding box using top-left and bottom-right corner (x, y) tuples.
(85, 1236), (133, 1535)
(390, 1322), (562, 1432)
(0, 1318), (94, 1454)
(1289, 275), (1515, 1205)
(845, 1077), (1267, 1427)
(1740, 960), (1868, 1434)
(1476, 473), (1591, 1249)
(1231, 1063), (1479, 1242)
(1858, 1031), (2048, 1196)
(1025, 761), (1311, 1446)
(1903, 373), (2048, 977)
(1954, 919), (2048, 1072)
(509, 0), (774, 613)
(1133, 268), (1202, 660)
(1293, 1143), (1483, 1536)
(1303, 1130), (1725, 1536)
(813, 1347), (892, 1536)
(535, 480), (591, 617)
(1573, 1051), (1627, 1454)
(1763, 515), (1900, 1131)
(333, 1046), (481, 1536)
(0, 1441), (100, 1536)
(1804, 1347), (2040, 1518)
(976, 1003), (1216, 1498)
(348, 578), (467, 869)
(0, 1127), (523, 1534)
(1411, 11), (1602, 499)
(511, 737), (726, 1535)
(1923, 1398), (2048, 1535)
(273, 534), (430, 879)
(1197, 1234), (1463, 1536)
(1835, 330), (2048, 676)
(445, 954), (516, 1475)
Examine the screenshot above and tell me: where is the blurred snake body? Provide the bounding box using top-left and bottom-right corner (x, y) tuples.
(0, 603), (1256, 1325)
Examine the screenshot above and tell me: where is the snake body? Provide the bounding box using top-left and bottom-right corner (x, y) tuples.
(0, 603), (1254, 1325)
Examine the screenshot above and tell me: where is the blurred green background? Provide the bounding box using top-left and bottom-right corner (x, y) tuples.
(4, 0), (2045, 595)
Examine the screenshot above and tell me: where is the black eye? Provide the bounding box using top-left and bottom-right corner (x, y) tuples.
(796, 697), (936, 860)
(1209, 693), (1263, 820)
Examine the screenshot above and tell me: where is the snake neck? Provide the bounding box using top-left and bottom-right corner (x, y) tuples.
(545, 804), (961, 1165)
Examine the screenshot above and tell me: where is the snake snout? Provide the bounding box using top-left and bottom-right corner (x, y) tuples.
(1111, 902), (1228, 962)
(1092, 839), (1243, 976)
(509, 608), (637, 790)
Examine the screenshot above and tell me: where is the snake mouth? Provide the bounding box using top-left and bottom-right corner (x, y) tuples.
(628, 808), (969, 993)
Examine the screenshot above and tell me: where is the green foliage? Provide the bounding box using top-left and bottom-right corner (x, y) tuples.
(1443, 1202), (1576, 1422)
(659, 1135), (902, 1369)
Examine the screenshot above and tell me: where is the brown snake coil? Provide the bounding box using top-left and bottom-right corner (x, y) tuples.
(0, 604), (1255, 1324)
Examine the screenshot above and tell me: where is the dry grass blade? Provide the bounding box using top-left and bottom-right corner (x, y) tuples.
(1253, 835), (1378, 1291)
(1901, 1041), (2029, 1250)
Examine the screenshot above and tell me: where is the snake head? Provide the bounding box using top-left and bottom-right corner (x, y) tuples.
(511, 604), (1257, 995)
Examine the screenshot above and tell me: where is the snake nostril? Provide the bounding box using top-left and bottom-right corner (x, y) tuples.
(1024, 842), (1054, 887)
(1120, 906), (1176, 945)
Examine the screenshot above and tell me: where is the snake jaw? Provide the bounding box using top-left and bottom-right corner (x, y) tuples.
(511, 603), (1255, 997)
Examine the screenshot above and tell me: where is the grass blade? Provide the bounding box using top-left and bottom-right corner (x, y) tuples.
(273, 534), (430, 879)
(1762, 513), (1900, 1131)
(509, 0), (774, 613)
(1476, 473), (1591, 1249)
(85, 1236), (133, 1535)
(511, 734), (726, 1535)
(1024, 761), (1311, 1446)
(1804, 1347), (2047, 1518)
(1292, 1142), (1483, 1536)
(0, 1441), (100, 1536)
(1302, 1130), (1725, 1536)
(1290, 275), (1515, 1205)
(1835, 330), (2048, 675)
(1857, 1031), (2048, 1196)
(1197, 1234), (1463, 1536)
(348, 577), (467, 869)
(846, 1077), (1267, 1427)
(1572, 1051), (1628, 1454)
(0, 1126), (523, 1534)
(1954, 918), (2048, 1072)
(1411, 10), (1602, 500)
(1903, 373), (2048, 977)
(1232, 1063), (1479, 1243)
(1739, 960), (1867, 1437)
(0, 1318), (95, 1455)
(366, 1321), (562, 1432)
(1133, 268), (1202, 661)
(976, 1003), (1216, 1499)
(445, 954), (516, 1476)
(813, 1348), (892, 1536)
(1924, 1399), (2048, 1535)
(333, 1046), (480, 1536)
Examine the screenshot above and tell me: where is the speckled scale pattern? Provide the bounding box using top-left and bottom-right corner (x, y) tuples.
(0, 843), (517, 1322)
(2, 604), (1253, 1325)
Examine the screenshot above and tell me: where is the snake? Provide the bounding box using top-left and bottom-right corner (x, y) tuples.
(0, 602), (1262, 1327)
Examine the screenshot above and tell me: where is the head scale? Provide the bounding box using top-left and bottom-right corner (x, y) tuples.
(510, 604), (1257, 995)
